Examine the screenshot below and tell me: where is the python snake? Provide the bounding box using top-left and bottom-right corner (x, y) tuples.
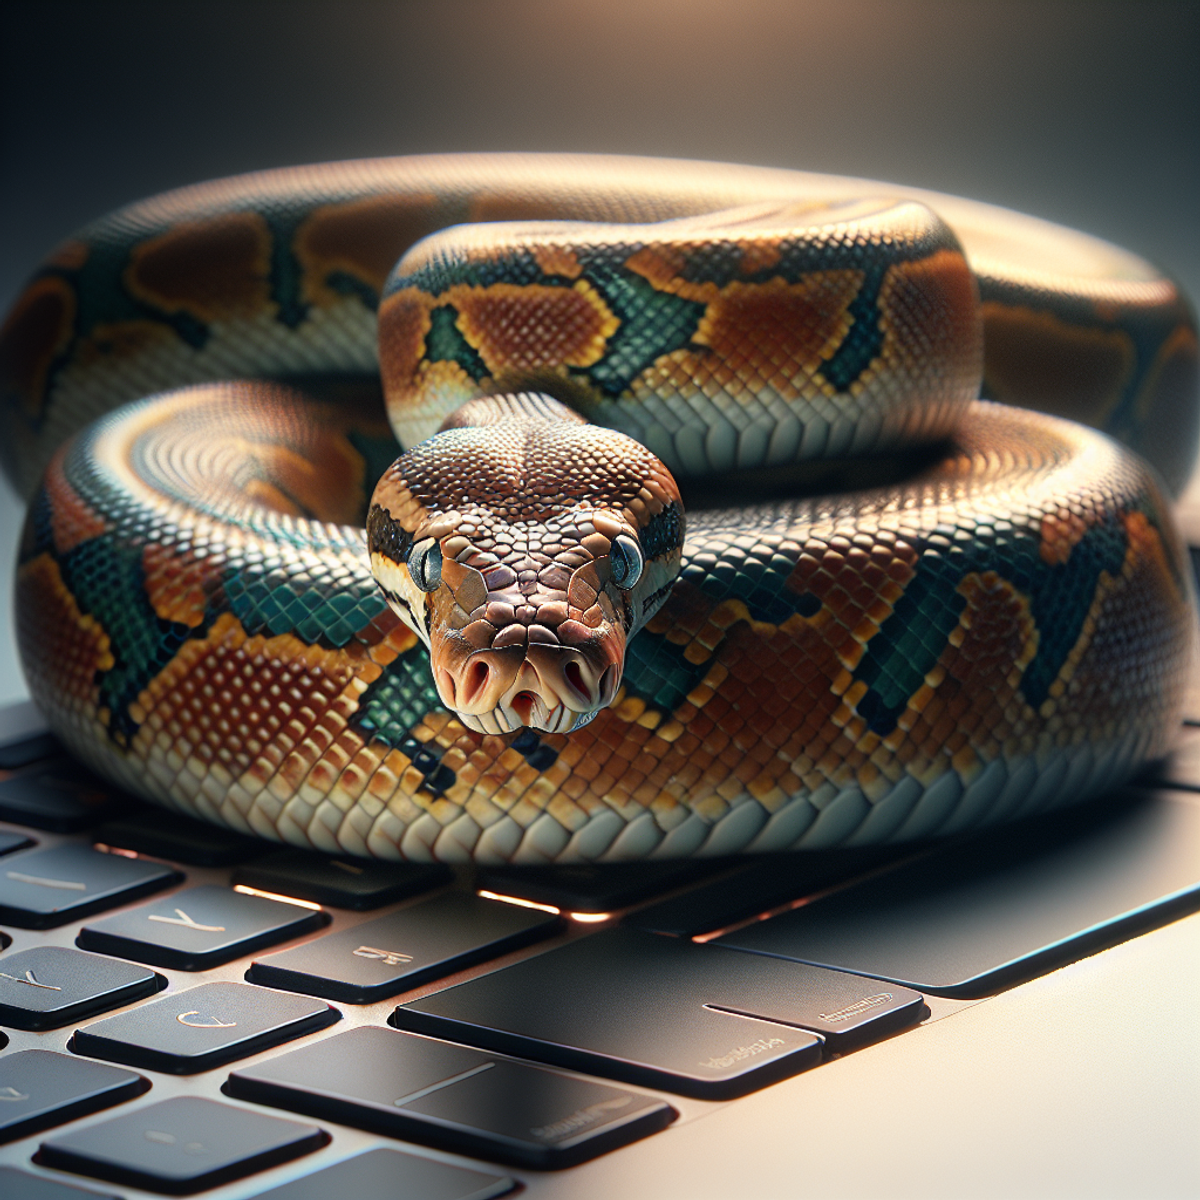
(1, 154), (1196, 862)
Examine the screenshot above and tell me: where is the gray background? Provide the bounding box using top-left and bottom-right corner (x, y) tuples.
(2, 0), (1197, 706)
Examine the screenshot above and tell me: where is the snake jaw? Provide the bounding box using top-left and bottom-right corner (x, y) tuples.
(447, 650), (620, 736)
(426, 587), (628, 735)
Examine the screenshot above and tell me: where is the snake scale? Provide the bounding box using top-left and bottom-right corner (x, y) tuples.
(1, 154), (1196, 863)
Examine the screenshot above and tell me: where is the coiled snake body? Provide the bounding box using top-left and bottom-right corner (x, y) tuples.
(2, 155), (1196, 862)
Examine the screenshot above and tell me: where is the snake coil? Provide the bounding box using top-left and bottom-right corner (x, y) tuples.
(1, 154), (1195, 862)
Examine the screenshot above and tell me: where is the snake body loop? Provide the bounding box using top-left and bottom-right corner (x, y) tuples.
(1, 154), (1196, 861)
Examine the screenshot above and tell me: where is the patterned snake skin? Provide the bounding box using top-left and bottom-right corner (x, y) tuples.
(1, 154), (1196, 862)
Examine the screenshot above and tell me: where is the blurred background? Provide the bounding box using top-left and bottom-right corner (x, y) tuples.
(1, 0), (1197, 706)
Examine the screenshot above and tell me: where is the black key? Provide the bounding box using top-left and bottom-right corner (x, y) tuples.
(477, 860), (714, 913)
(0, 946), (161, 1030)
(38, 1095), (326, 1194)
(627, 845), (909, 937)
(247, 891), (561, 1003)
(228, 1025), (675, 1170)
(0, 830), (36, 856)
(0, 733), (57, 770)
(245, 1147), (514, 1200)
(394, 928), (921, 1098)
(94, 806), (266, 866)
(77, 884), (329, 970)
(0, 1049), (146, 1143)
(715, 788), (1200, 998)
(232, 849), (450, 910)
(0, 699), (57, 770)
(0, 845), (182, 929)
(0, 759), (125, 832)
(0, 1166), (120, 1200)
(71, 981), (339, 1074)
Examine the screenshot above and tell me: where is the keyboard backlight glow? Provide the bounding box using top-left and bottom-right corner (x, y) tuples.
(567, 910), (612, 924)
(476, 889), (561, 915)
(691, 896), (816, 943)
(92, 843), (140, 859)
(233, 884), (324, 911)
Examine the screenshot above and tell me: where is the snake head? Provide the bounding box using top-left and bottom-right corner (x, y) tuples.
(367, 393), (684, 736)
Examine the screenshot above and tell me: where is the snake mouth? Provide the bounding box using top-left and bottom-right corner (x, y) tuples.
(456, 699), (600, 737)
(435, 645), (622, 736)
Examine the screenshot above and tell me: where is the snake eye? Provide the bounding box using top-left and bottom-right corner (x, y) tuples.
(610, 534), (644, 590)
(407, 538), (443, 592)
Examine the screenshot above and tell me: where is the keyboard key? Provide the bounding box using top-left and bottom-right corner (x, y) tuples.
(0, 735), (58, 771)
(395, 928), (921, 1098)
(71, 980), (339, 1074)
(627, 845), (909, 938)
(0, 1049), (146, 1143)
(0, 732), (58, 770)
(232, 849), (450, 910)
(228, 1025), (676, 1169)
(247, 892), (561, 1003)
(0, 699), (57, 769)
(0, 760), (126, 832)
(0, 1166), (120, 1200)
(477, 860), (714, 913)
(715, 789), (1200, 997)
(0, 845), (182, 929)
(94, 807), (266, 866)
(38, 1095), (327, 1194)
(77, 884), (329, 970)
(0, 946), (161, 1030)
(245, 1147), (514, 1200)
(0, 830), (36, 857)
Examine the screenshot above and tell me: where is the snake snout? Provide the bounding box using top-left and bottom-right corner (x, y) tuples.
(435, 639), (623, 736)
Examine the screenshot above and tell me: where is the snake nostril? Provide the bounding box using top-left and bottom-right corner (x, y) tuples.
(464, 659), (491, 705)
(437, 667), (458, 707)
(598, 664), (618, 706)
(563, 660), (591, 704)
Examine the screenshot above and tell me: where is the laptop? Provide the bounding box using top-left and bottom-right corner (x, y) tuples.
(0, 465), (1197, 1199)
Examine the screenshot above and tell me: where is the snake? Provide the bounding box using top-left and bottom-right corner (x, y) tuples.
(1, 154), (1196, 863)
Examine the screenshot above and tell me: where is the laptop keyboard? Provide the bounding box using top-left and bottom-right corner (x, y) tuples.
(1, 695), (1199, 1197)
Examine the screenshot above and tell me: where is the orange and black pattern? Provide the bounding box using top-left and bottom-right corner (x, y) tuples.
(1, 155), (1195, 860)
